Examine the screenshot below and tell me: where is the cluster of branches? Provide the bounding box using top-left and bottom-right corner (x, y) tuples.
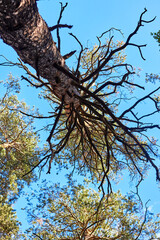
(0, 2), (160, 197)
(14, 6), (159, 195)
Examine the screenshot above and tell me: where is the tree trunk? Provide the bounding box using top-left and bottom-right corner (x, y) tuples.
(0, 0), (79, 105)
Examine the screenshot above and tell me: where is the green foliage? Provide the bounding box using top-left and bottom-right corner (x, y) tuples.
(0, 195), (22, 239)
(24, 182), (160, 239)
(0, 87), (40, 201)
(0, 77), (41, 238)
(80, 40), (126, 78)
(151, 30), (160, 46)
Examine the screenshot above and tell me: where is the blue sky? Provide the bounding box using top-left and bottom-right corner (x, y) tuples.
(0, 0), (160, 234)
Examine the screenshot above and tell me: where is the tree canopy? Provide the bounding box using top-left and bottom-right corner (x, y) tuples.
(0, 77), (41, 202)
(24, 182), (160, 240)
(0, 0), (160, 239)
(0, 77), (41, 238)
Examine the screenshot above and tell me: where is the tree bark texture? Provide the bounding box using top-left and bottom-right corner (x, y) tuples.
(0, 0), (79, 105)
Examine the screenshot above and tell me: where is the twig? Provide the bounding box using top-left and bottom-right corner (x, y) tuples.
(57, 2), (68, 52)
(69, 33), (84, 77)
(49, 24), (72, 31)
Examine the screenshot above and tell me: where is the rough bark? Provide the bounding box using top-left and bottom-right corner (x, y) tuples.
(0, 0), (79, 105)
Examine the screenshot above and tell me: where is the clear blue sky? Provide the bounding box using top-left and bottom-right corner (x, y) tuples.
(0, 0), (160, 234)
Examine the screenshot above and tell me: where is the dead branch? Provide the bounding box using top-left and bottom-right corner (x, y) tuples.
(57, 2), (68, 52)
(49, 24), (73, 31)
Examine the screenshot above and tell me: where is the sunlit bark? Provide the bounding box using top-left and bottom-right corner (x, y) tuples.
(0, 0), (79, 104)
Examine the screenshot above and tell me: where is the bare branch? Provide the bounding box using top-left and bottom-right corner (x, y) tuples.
(82, 8), (151, 82)
(49, 24), (73, 31)
(69, 32), (84, 77)
(119, 86), (160, 118)
(57, 2), (68, 52)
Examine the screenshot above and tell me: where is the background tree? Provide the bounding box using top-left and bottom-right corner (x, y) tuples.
(24, 182), (160, 240)
(0, 77), (41, 202)
(0, 77), (41, 238)
(0, 196), (24, 240)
